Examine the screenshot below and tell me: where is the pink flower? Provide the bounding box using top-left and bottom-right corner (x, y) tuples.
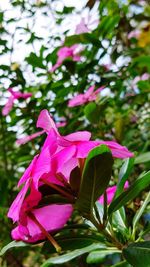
(132, 73), (150, 90)
(50, 45), (82, 72)
(98, 181), (129, 205)
(11, 204), (73, 243)
(128, 30), (140, 39)
(56, 121), (67, 128)
(2, 88), (32, 116)
(16, 110), (134, 160)
(75, 16), (99, 34)
(68, 85), (105, 107)
(75, 18), (89, 34)
(8, 109), (133, 244)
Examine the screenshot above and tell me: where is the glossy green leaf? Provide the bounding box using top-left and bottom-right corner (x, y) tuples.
(26, 52), (46, 69)
(135, 152), (150, 164)
(111, 261), (131, 267)
(115, 157), (134, 198)
(123, 241), (150, 267)
(86, 249), (121, 264)
(108, 171), (150, 216)
(43, 232), (105, 254)
(133, 191), (150, 232)
(84, 102), (99, 123)
(41, 243), (105, 267)
(76, 145), (113, 215)
(0, 241), (28, 256)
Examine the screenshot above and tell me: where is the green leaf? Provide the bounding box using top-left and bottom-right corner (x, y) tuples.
(26, 52), (46, 69)
(115, 157), (134, 198)
(108, 171), (150, 216)
(84, 102), (99, 123)
(132, 56), (150, 71)
(43, 232), (105, 254)
(76, 145), (113, 215)
(123, 241), (150, 267)
(41, 243), (105, 267)
(86, 249), (121, 264)
(133, 191), (150, 232)
(111, 261), (131, 267)
(0, 241), (28, 256)
(96, 15), (120, 38)
(65, 33), (100, 47)
(135, 152), (150, 164)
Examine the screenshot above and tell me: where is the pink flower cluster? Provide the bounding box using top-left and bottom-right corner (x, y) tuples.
(68, 85), (104, 107)
(2, 88), (32, 116)
(50, 45), (82, 72)
(8, 110), (133, 244)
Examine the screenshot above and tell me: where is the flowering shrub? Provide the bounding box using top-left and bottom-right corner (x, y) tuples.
(0, 0), (150, 266)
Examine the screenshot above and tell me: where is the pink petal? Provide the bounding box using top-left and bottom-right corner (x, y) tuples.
(18, 155), (39, 187)
(56, 121), (67, 128)
(84, 85), (95, 98)
(21, 92), (32, 99)
(36, 109), (59, 134)
(98, 141), (134, 159)
(52, 145), (76, 174)
(11, 204), (73, 242)
(50, 62), (62, 72)
(98, 181), (129, 205)
(32, 147), (51, 189)
(68, 94), (86, 107)
(8, 179), (30, 222)
(42, 129), (58, 153)
(75, 18), (89, 34)
(16, 130), (45, 145)
(65, 131), (91, 142)
(8, 88), (32, 99)
(128, 30), (140, 39)
(2, 96), (14, 116)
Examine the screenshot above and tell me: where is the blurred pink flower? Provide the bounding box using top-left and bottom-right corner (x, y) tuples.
(68, 85), (105, 107)
(132, 73), (150, 90)
(98, 181), (129, 205)
(75, 16), (99, 34)
(50, 45), (82, 72)
(75, 18), (89, 34)
(56, 121), (67, 128)
(128, 29), (140, 39)
(2, 88), (32, 116)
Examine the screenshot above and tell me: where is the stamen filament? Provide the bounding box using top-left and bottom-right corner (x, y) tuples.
(42, 179), (74, 203)
(29, 212), (62, 252)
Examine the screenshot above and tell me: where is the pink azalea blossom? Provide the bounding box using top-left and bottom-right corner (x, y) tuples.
(16, 110), (134, 160)
(9, 110), (133, 244)
(2, 88), (32, 116)
(11, 204), (73, 243)
(98, 181), (129, 205)
(68, 85), (105, 107)
(50, 45), (82, 72)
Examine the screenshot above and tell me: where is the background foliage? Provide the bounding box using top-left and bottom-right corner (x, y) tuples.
(0, 0), (150, 266)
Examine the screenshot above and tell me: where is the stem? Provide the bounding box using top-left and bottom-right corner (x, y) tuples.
(29, 212), (61, 252)
(42, 179), (75, 203)
(103, 191), (108, 225)
(89, 213), (123, 250)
